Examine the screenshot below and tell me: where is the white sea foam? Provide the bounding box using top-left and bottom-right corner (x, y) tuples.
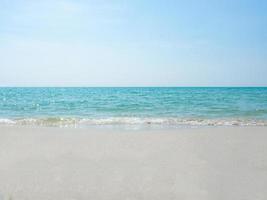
(0, 119), (16, 124)
(0, 117), (266, 127)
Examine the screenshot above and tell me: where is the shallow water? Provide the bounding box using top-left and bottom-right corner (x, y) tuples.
(0, 87), (267, 127)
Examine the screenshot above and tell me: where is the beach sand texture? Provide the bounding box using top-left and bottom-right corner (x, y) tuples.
(0, 126), (267, 200)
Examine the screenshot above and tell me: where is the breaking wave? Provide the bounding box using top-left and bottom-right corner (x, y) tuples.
(0, 117), (267, 127)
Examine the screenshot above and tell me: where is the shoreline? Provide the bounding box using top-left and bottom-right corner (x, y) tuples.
(0, 123), (267, 133)
(1, 117), (267, 128)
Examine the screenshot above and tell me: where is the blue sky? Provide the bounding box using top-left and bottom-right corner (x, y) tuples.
(0, 0), (266, 86)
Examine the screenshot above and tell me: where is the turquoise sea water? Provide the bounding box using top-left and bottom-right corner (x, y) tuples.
(0, 87), (267, 127)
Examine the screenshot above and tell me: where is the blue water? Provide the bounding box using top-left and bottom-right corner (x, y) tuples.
(0, 87), (267, 126)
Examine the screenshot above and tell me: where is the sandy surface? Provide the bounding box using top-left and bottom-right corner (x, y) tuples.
(0, 126), (267, 200)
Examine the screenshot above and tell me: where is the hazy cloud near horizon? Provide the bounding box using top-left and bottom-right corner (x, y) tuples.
(1, 0), (266, 86)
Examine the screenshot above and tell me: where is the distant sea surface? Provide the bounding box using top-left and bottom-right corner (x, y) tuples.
(0, 87), (267, 127)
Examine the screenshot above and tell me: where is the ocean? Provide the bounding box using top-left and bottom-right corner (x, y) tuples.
(0, 87), (267, 127)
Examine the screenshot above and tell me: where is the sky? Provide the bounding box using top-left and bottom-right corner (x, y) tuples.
(0, 0), (266, 87)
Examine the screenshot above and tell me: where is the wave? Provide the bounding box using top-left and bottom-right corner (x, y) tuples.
(0, 117), (267, 127)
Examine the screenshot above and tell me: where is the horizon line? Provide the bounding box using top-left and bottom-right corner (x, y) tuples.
(0, 86), (267, 88)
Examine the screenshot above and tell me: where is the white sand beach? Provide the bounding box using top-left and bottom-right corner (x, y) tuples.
(0, 126), (267, 200)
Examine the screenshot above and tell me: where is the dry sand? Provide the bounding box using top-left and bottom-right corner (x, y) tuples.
(0, 126), (267, 200)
